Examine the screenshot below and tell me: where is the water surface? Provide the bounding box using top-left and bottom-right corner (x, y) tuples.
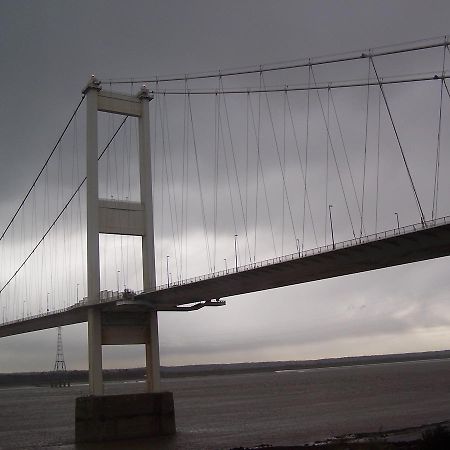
(0, 358), (449, 449)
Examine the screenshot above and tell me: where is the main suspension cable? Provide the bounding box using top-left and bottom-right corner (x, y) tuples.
(106, 38), (447, 85)
(0, 95), (86, 243)
(0, 116), (128, 297)
(142, 74), (450, 96)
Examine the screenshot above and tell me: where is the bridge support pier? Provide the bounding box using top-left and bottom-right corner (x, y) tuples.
(146, 310), (161, 392)
(77, 310), (174, 442)
(75, 392), (175, 443)
(87, 308), (103, 395)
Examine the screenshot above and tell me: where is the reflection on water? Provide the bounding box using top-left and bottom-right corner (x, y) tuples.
(1, 359), (450, 450)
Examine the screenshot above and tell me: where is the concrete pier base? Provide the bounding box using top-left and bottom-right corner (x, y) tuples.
(75, 392), (176, 442)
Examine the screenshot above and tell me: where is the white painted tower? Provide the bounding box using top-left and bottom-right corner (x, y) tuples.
(82, 77), (160, 395)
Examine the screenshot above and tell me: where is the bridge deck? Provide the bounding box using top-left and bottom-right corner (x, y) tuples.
(1, 217), (450, 338)
(138, 217), (450, 306)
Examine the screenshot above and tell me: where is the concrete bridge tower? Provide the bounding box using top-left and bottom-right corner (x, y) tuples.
(76, 77), (174, 442)
(83, 75), (160, 395)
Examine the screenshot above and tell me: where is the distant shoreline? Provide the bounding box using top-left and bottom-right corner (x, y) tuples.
(1, 349), (449, 387)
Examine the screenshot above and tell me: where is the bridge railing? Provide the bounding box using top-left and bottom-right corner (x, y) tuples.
(0, 290), (124, 327)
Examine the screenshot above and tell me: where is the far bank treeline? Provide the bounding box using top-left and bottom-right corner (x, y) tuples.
(1, 350), (450, 387)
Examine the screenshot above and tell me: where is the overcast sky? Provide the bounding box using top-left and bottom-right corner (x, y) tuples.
(1, 0), (450, 372)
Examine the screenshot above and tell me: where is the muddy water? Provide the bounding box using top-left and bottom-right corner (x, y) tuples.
(0, 358), (449, 450)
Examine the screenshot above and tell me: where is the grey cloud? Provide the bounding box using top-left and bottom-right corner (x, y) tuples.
(2, 0), (450, 372)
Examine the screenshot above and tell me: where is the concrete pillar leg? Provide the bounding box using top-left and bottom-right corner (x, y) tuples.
(84, 79), (103, 396)
(88, 308), (103, 395)
(145, 310), (161, 392)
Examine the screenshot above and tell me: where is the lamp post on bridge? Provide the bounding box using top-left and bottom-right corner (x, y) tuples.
(166, 256), (170, 287)
(116, 270), (120, 294)
(234, 234), (238, 272)
(224, 258), (227, 272)
(47, 293), (49, 313)
(395, 212), (400, 231)
(76, 284), (79, 303)
(23, 300), (26, 319)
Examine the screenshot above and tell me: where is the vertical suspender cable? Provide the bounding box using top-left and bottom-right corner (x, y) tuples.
(156, 92), (165, 284)
(158, 95), (180, 279)
(220, 78), (253, 263)
(245, 93), (250, 264)
(285, 93), (318, 247)
(248, 93), (278, 258)
(432, 44), (446, 220)
(360, 58), (371, 237)
(282, 88), (287, 254)
(163, 94), (182, 279)
(325, 87), (330, 245)
(213, 92), (219, 271)
(261, 74), (298, 251)
(180, 81), (188, 279)
(187, 92), (212, 272)
(329, 90), (363, 225)
(218, 93), (239, 243)
(302, 65), (311, 253)
(370, 55), (426, 225)
(184, 80), (190, 277)
(375, 89), (381, 233)
(254, 72), (262, 261)
(311, 67), (357, 238)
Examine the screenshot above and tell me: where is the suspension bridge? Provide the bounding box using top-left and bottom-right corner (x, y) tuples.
(1, 36), (450, 440)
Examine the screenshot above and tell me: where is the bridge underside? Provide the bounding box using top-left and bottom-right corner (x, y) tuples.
(2, 222), (450, 338)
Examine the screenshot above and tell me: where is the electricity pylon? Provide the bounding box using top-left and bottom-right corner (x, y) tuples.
(51, 326), (70, 387)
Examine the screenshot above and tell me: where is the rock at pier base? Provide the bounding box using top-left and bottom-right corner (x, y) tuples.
(75, 392), (176, 442)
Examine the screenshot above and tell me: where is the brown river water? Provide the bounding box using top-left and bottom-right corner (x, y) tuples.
(0, 358), (449, 450)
